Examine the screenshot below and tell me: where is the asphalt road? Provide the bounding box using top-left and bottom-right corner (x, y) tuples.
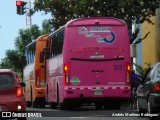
(3, 104), (159, 120)
(25, 104), (151, 120)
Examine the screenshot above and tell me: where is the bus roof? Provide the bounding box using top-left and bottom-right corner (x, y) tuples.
(49, 25), (65, 38)
(25, 34), (49, 48)
(48, 17), (127, 38)
(66, 17), (127, 27)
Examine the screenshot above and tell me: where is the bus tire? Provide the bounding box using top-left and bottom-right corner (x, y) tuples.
(49, 102), (57, 109)
(113, 102), (121, 110)
(26, 101), (32, 107)
(104, 103), (112, 110)
(59, 103), (65, 110)
(39, 102), (45, 108)
(32, 101), (38, 108)
(38, 98), (46, 108)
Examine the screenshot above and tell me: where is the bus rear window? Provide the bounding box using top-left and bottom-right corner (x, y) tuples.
(68, 26), (129, 50)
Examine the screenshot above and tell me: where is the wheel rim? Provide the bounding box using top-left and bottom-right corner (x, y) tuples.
(147, 101), (151, 114)
(136, 99), (140, 112)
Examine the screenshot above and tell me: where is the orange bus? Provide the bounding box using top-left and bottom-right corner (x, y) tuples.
(23, 34), (48, 108)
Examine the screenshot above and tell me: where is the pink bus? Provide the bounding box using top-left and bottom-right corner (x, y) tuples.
(43, 17), (131, 110)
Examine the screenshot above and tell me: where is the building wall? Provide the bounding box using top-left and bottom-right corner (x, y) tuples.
(131, 22), (142, 68)
(135, 24), (143, 66)
(155, 9), (160, 61)
(141, 10), (160, 67)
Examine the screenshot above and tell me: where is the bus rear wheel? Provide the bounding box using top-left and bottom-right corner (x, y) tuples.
(32, 101), (38, 108)
(59, 102), (74, 110)
(26, 101), (32, 107)
(49, 102), (57, 109)
(39, 102), (45, 108)
(113, 103), (121, 110)
(59, 102), (66, 110)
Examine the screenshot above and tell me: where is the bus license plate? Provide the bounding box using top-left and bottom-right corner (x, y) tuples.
(95, 90), (102, 95)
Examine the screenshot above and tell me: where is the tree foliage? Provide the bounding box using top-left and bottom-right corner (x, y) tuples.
(41, 19), (54, 34)
(33, 0), (159, 27)
(134, 63), (151, 80)
(0, 20), (52, 74)
(32, 0), (159, 44)
(0, 50), (20, 72)
(14, 21), (53, 56)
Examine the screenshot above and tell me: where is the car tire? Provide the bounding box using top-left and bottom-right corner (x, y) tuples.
(49, 102), (57, 109)
(147, 100), (155, 114)
(137, 99), (146, 115)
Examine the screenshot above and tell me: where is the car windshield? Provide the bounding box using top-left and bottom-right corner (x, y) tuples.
(0, 73), (15, 89)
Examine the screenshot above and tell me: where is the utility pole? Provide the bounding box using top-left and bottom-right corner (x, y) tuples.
(26, 1), (32, 26)
(16, 0), (32, 26)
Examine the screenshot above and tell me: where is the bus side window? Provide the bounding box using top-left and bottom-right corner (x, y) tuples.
(51, 37), (54, 57)
(45, 48), (50, 59)
(46, 39), (50, 59)
(39, 50), (45, 63)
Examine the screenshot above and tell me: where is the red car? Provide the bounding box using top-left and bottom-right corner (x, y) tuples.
(0, 69), (26, 119)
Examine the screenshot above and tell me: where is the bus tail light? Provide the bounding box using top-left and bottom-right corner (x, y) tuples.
(126, 63), (131, 84)
(154, 83), (160, 91)
(17, 87), (23, 97)
(36, 69), (40, 86)
(64, 63), (70, 84)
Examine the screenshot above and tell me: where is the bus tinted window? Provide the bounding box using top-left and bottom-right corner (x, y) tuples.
(25, 42), (36, 65)
(67, 26), (129, 50)
(47, 28), (64, 59)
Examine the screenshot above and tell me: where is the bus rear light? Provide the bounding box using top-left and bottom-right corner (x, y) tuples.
(154, 83), (160, 91)
(64, 63), (69, 73)
(126, 63), (131, 84)
(17, 87), (23, 97)
(127, 63), (131, 71)
(64, 63), (70, 84)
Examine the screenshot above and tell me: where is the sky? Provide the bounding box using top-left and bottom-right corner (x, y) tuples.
(0, 0), (50, 62)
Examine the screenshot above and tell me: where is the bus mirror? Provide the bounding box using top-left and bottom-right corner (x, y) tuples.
(19, 82), (26, 87)
(45, 48), (50, 59)
(40, 51), (45, 63)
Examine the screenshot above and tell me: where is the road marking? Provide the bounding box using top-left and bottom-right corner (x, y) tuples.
(71, 117), (85, 119)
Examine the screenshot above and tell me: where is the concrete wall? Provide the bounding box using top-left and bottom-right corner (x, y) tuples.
(141, 9), (160, 67)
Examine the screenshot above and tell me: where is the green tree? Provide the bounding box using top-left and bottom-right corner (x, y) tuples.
(0, 50), (23, 80)
(32, 0), (159, 44)
(0, 19), (52, 76)
(14, 24), (41, 56)
(41, 19), (54, 34)
(0, 50), (21, 75)
(134, 63), (151, 80)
